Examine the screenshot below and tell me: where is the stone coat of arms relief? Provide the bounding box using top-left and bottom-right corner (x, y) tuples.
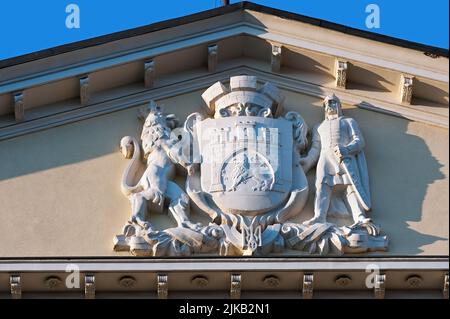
(113, 75), (388, 256)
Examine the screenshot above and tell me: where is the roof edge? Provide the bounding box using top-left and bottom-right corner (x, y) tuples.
(0, 1), (448, 70)
(243, 2), (448, 58)
(0, 2), (246, 69)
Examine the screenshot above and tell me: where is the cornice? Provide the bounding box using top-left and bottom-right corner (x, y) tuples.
(1, 22), (447, 95)
(0, 65), (447, 142)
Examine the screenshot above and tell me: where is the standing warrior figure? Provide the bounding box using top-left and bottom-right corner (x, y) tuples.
(301, 94), (379, 235)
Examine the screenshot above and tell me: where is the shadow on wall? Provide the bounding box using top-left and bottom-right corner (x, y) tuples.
(0, 108), (143, 181)
(346, 63), (394, 92)
(0, 94), (207, 182)
(349, 102), (447, 255)
(413, 78), (449, 107)
(281, 47), (334, 78)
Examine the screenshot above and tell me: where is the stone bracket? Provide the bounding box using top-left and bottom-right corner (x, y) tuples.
(84, 274), (95, 299)
(1, 66), (446, 144)
(271, 44), (282, 73)
(335, 59), (348, 89)
(374, 273), (386, 299)
(230, 273), (241, 299)
(157, 274), (168, 299)
(13, 92), (25, 122)
(144, 60), (155, 89)
(208, 44), (218, 73)
(79, 76), (90, 106)
(444, 273), (449, 299)
(10, 274), (22, 299)
(302, 273), (314, 299)
(400, 74), (414, 104)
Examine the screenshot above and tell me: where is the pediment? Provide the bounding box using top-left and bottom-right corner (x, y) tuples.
(0, 2), (448, 298)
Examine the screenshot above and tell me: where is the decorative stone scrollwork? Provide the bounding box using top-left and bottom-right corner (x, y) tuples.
(79, 76), (90, 106)
(157, 274), (168, 299)
(10, 274), (21, 299)
(144, 60), (155, 89)
(335, 275), (352, 287)
(400, 74), (414, 104)
(374, 273), (386, 299)
(113, 75), (388, 257)
(119, 276), (137, 288)
(44, 276), (63, 289)
(230, 274), (242, 299)
(271, 44), (282, 73)
(13, 92), (25, 122)
(263, 275), (280, 288)
(302, 273), (314, 299)
(444, 274), (449, 299)
(84, 274), (95, 299)
(335, 59), (347, 89)
(191, 275), (209, 288)
(208, 44), (218, 73)
(406, 275), (422, 288)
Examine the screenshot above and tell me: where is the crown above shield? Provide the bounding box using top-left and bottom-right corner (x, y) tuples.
(201, 75), (285, 118)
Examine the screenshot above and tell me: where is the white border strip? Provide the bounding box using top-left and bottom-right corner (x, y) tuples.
(0, 259), (447, 272)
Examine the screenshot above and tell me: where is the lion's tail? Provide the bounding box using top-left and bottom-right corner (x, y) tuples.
(119, 136), (144, 197)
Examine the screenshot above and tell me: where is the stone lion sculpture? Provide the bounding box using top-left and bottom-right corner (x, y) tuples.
(119, 101), (199, 235)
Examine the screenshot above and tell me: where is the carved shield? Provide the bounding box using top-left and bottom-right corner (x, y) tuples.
(197, 116), (293, 215)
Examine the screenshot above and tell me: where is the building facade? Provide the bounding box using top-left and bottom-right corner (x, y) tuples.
(0, 2), (448, 298)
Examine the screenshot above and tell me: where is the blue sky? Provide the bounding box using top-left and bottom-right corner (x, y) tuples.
(0, 0), (448, 60)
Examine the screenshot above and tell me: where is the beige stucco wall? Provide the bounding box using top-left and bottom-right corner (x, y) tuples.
(0, 88), (448, 257)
